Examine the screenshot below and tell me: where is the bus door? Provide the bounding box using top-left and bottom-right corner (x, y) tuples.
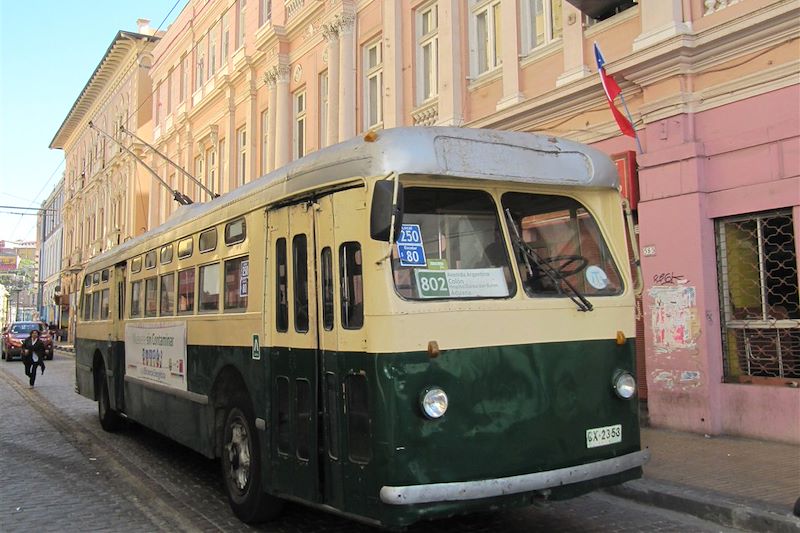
(268, 201), (320, 503)
(111, 263), (127, 412)
(314, 188), (368, 510)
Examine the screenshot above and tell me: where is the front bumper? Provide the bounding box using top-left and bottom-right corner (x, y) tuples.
(380, 449), (650, 505)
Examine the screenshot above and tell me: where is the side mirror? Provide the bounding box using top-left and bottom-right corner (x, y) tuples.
(370, 179), (404, 241)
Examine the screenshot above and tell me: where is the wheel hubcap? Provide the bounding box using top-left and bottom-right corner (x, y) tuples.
(226, 418), (251, 492)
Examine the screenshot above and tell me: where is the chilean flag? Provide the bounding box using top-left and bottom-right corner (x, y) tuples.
(594, 43), (635, 138)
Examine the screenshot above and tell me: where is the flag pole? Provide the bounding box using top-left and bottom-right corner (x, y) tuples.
(618, 91), (643, 155)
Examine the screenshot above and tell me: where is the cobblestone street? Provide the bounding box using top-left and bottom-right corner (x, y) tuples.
(0, 350), (739, 533)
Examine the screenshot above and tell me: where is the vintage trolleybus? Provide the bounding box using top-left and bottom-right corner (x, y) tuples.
(75, 127), (649, 528)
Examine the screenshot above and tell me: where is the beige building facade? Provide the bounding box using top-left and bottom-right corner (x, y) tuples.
(50, 24), (162, 339)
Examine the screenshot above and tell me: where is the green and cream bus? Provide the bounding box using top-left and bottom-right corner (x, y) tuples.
(75, 127), (649, 528)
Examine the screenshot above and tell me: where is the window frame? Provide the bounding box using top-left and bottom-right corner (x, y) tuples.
(198, 262), (221, 313)
(469, 0), (502, 78)
(521, 0), (563, 55)
(363, 41), (383, 130)
(416, 2), (439, 105)
(293, 89), (307, 160)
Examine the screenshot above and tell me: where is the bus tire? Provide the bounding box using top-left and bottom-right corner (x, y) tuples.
(221, 401), (283, 523)
(97, 363), (122, 432)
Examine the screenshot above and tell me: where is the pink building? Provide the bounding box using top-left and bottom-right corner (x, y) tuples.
(87, 1), (798, 442)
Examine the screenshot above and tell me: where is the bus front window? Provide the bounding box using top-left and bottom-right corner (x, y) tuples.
(391, 187), (515, 300)
(501, 192), (623, 298)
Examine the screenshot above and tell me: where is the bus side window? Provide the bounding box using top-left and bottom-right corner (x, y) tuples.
(199, 263), (220, 312)
(83, 291), (92, 321)
(160, 273), (176, 316)
(340, 242), (363, 329)
(276, 238), (288, 332)
(131, 281), (142, 317)
(293, 235), (309, 333)
(321, 247), (334, 330)
(224, 256), (248, 311)
(144, 277), (158, 317)
(100, 289), (110, 320)
(92, 291), (101, 320)
(178, 268), (195, 314)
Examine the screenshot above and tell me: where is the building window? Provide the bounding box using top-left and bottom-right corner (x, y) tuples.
(221, 13), (230, 65)
(470, 0), (502, 77)
(294, 90), (306, 159)
(717, 210), (799, 381)
(261, 109), (269, 175)
(237, 126), (247, 185)
(208, 28), (217, 78)
(206, 147), (217, 199)
(237, 0), (247, 49)
(363, 41), (383, 129)
(416, 3), (438, 104)
(259, 0), (272, 27)
(181, 55), (189, 102)
(196, 36), (206, 90)
(522, 0), (562, 54)
(319, 71), (328, 148)
(218, 138), (226, 192)
(194, 155), (204, 200)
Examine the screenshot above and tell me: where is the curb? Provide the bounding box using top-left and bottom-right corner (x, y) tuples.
(606, 479), (800, 533)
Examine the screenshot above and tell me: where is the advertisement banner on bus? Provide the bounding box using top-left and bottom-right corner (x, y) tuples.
(125, 322), (187, 391)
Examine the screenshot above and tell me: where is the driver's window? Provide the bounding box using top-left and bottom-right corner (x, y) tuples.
(501, 192), (623, 297)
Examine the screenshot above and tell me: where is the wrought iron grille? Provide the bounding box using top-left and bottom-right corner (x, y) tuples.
(717, 210), (799, 380)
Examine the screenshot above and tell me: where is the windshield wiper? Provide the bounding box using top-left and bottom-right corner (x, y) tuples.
(504, 209), (593, 312)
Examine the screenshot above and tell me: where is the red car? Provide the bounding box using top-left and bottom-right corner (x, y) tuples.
(1, 322), (54, 361)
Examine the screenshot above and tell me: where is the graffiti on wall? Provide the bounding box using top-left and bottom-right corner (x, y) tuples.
(652, 369), (702, 390)
(649, 284), (700, 353)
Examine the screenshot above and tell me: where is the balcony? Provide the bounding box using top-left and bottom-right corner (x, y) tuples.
(285, 0), (305, 20)
(411, 99), (439, 127)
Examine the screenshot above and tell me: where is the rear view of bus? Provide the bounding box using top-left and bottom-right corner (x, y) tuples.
(355, 129), (648, 527)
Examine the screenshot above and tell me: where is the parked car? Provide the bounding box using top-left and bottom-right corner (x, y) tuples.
(1, 322), (53, 361)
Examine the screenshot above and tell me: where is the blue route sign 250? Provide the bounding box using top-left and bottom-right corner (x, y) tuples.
(397, 224), (427, 267)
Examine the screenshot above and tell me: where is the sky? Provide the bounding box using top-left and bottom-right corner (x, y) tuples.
(0, 0), (189, 246)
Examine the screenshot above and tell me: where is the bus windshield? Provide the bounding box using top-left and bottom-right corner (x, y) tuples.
(502, 192), (623, 298)
(391, 187), (515, 300)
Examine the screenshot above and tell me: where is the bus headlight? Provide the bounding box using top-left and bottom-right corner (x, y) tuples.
(420, 388), (448, 419)
(613, 372), (636, 399)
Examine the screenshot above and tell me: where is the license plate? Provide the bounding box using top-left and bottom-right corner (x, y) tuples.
(586, 424), (622, 448)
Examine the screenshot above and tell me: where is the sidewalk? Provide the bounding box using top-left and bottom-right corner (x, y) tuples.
(608, 426), (800, 532)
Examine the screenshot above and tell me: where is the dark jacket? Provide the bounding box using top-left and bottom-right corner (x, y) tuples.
(22, 337), (47, 362)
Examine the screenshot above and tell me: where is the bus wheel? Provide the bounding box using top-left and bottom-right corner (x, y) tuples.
(97, 363), (122, 432)
(221, 402), (283, 523)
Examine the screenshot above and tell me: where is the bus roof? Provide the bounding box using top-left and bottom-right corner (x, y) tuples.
(85, 127), (619, 271)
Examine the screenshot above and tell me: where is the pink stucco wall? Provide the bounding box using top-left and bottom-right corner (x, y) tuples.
(636, 86), (800, 443)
